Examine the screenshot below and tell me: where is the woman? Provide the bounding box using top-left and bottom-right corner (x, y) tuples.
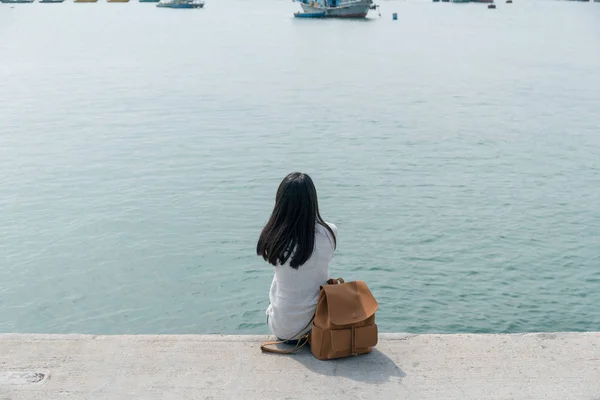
(257, 172), (337, 343)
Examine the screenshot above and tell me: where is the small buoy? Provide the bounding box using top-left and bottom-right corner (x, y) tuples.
(488, 3), (496, 7)
(392, 12), (398, 20)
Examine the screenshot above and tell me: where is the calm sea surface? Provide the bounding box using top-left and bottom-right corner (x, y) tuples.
(1, 0), (599, 334)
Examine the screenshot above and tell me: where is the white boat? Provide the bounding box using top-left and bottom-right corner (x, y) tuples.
(296, 0), (376, 18)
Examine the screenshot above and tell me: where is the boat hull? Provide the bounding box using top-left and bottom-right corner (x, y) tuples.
(157, 2), (203, 7)
(300, 0), (372, 18)
(294, 11), (327, 17)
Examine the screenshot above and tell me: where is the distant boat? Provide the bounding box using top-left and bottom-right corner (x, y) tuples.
(1, 0), (34, 3)
(156, 0), (204, 7)
(74, 0), (98, 3)
(294, 11), (326, 17)
(108, 0), (129, 2)
(294, 0), (377, 18)
(140, 0), (160, 2)
(39, 0), (65, 3)
(451, 0), (470, 3)
(471, 0), (493, 3)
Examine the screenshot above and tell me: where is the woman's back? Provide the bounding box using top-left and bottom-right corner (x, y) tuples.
(257, 172), (337, 341)
(266, 222), (337, 340)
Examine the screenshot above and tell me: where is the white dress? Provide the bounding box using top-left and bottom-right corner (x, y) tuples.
(266, 222), (337, 340)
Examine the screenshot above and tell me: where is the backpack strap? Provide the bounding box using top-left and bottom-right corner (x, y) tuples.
(260, 334), (309, 354)
(261, 316), (314, 355)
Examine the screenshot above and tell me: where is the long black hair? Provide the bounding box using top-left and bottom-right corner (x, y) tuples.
(257, 172), (336, 269)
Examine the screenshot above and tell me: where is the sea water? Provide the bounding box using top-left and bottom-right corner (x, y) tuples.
(0, 0), (599, 334)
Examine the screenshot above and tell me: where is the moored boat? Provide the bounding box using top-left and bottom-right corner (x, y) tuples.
(295, 0), (376, 18)
(471, 0), (493, 3)
(108, 0), (130, 2)
(140, 0), (160, 2)
(156, 0), (204, 7)
(39, 0), (65, 3)
(294, 11), (326, 17)
(1, 0), (34, 3)
(451, 0), (470, 3)
(74, 0), (98, 3)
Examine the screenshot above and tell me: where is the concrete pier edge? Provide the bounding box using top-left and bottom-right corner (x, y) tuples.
(1, 332), (599, 399)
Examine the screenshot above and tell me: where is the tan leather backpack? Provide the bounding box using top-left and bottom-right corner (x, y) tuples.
(261, 278), (379, 360)
(311, 278), (379, 360)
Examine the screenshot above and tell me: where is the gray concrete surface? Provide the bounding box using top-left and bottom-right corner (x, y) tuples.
(0, 333), (599, 400)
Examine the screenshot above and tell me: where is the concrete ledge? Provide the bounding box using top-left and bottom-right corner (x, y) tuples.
(1, 333), (599, 399)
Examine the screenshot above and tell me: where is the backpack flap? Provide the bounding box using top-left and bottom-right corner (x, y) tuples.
(322, 280), (378, 326)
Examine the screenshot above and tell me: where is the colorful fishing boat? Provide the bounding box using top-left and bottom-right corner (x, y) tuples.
(156, 0), (204, 7)
(294, 0), (377, 18)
